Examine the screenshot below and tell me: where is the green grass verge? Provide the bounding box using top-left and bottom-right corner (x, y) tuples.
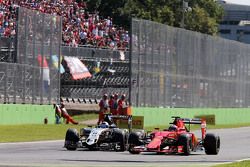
(0, 113), (98, 143)
(0, 113), (250, 143)
(213, 160), (250, 167)
(0, 124), (82, 142)
(72, 113), (98, 122)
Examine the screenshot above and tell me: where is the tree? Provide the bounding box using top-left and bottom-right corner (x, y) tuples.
(185, 6), (218, 35)
(83, 0), (224, 35)
(184, 0), (224, 35)
(83, 0), (129, 28)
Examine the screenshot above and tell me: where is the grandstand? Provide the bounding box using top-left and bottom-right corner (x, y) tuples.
(0, 37), (15, 62)
(0, 1), (130, 105)
(0, 0), (129, 50)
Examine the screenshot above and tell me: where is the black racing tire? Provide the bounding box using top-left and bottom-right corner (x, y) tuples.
(128, 131), (144, 146)
(128, 145), (140, 154)
(156, 152), (165, 155)
(178, 134), (191, 156)
(127, 130), (146, 154)
(114, 131), (126, 152)
(64, 128), (79, 151)
(204, 133), (220, 155)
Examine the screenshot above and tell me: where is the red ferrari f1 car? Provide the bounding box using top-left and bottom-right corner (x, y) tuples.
(128, 116), (220, 155)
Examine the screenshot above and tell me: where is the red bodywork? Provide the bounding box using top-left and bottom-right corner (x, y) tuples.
(132, 118), (206, 154)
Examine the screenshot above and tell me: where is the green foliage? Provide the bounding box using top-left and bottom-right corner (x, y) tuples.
(83, 0), (129, 28)
(83, 0), (224, 35)
(184, 0), (224, 35)
(185, 6), (218, 35)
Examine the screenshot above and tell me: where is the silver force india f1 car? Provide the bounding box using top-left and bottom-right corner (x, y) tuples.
(128, 116), (220, 155)
(64, 114), (132, 151)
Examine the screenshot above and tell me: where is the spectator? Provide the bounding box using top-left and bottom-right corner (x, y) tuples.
(98, 94), (109, 124)
(109, 94), (117, 115)
(0, 0), (129, 50)
(113, 93), (119, 110)
(0, 25), (4, 36)
(109, 93), (119, 124)
(117, 94), (127, 115)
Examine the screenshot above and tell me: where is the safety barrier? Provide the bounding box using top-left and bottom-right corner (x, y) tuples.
(132, 107), (250, 127)
(0, 104), (55, 125)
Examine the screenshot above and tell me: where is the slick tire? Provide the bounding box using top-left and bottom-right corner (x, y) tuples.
(65, 128), (79, 151)
(178, 134), (191, 156)
(114, 131), (126, 152)
(204, 133), (220, 155)
(128, 131), (143, 146)
(128, 145), (140, 154)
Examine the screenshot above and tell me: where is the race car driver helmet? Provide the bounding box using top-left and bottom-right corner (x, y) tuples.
(168, 125), (178, 131)
(110, 123), (117, 128)
(100, 121), (109, 128)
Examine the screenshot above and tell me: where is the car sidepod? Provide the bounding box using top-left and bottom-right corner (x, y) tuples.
(86, 128), (107, 146)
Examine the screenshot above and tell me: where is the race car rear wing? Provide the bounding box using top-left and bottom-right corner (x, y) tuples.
(171, 116), (204, 124)
(171, 116), (207, 140)
(108, 115), (132, 120)
(104, 114), (133, 132)
(180, 118), (204, 125)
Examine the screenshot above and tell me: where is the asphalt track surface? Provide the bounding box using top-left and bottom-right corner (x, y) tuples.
(0, 127), (250, 167)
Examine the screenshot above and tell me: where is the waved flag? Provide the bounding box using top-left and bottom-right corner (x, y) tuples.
(52, 55), (65, 74)
(37, 54), (50, 93)
(64, 56), (92, 80)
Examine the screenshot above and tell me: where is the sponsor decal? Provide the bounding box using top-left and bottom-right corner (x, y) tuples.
(117, 116), (144, 129)
(195, 115), (215, 125)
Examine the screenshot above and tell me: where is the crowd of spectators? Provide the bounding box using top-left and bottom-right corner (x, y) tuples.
(0, 0), (129, 50)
